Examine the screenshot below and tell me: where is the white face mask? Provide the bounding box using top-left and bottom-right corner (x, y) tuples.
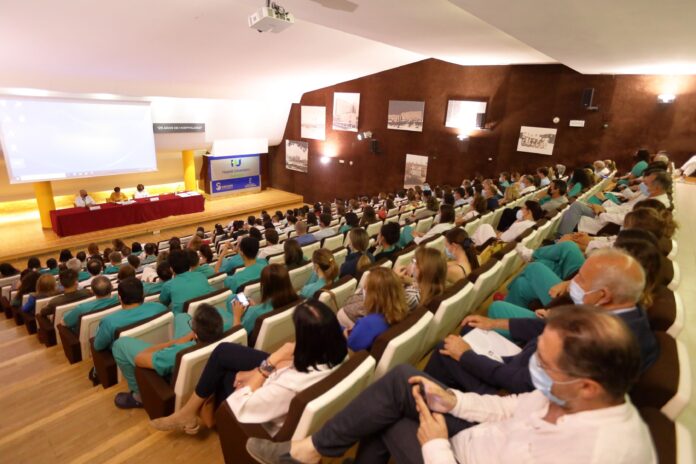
(516, 209), (524, 221)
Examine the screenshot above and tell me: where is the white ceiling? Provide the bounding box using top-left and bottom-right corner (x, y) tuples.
(0, 0), (692, 145)
(449, 0), (696, 75)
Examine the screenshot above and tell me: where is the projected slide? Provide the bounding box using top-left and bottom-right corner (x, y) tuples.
(0, 97), (157, 183)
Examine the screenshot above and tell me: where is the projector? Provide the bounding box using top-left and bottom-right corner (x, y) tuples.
(248, 6), (295, 33)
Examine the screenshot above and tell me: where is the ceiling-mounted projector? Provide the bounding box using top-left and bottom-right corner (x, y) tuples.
(248, 2), (294, 33)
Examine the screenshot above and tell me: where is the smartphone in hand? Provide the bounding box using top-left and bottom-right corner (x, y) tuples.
(236, 292), (250, 307)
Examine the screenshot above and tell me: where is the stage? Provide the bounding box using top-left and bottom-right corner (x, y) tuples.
(0, 188), (304, 267)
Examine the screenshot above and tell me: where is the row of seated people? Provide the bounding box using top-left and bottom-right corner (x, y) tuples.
(0, 155), (684, 460)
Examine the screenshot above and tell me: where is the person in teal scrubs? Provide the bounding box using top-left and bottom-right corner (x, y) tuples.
(103, 251), (123, 275)
(189, 249), (215, 278)
(618, 149), (650, 186)
(143, 262), (173, 296)
(194, 244), (216, 277)
(224, 237), (268, 293)
(338, 212), (359, 235)
(527, 241), (585, 280)
(63, 276), (118, 333)
(229, 264), (299, 335)
(92, 278), (168, 351)
(503, 261), (562, 309)
(216, 241), (245, 275)
(398, 221), (415, 248)
(299, 248), (339, 299)
(111, 303), (225, 409)
(159, 250), (213, 314)
(140, 243), (158, 265)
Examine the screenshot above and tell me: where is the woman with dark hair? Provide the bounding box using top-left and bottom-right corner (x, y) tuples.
(168, 237), (182, 251)
(58, 249), (73, 264)
(340, 228), (374, 279)
(150, 299), (347, 434)
(339, 212), (359, 234)
(11, 270), (41, 309)
(358, 206), (378, 228)
(229, 264), (299, 334)
(283, 239), (307, 269)
(472, 201), (542, 246)
(21, 274), (58, 314)
(413, 204), (457, 244)
(618, 149), (651, 186)
(567, 168), (593, 198)
(300, 249), (339, 299)
(444, 228), (479, 285)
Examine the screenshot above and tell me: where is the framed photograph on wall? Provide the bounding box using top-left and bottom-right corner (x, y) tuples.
(332, 92), (360, 132)
(387, 100), (425, 132)
(517, 126), (557, 156)
(301, 106), (326, 140)
(445, 100), (487, 130)
(404, 154), (429, 188)
(286, 140), (309, 173)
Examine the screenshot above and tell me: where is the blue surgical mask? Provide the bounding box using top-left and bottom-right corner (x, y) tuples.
(528, 353), (579, 407)
(516, 209), (524, 221)
(639, 182), (649, 196)
(445, 247), (455, 260)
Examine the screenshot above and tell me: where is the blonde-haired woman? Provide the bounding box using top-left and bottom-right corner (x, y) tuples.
(498, 182), (520, 206)
(340, 228), (374, 279)
(345, 267), (408, 352)
(395, 246), (447, 311)
(299, 249), (339, 299)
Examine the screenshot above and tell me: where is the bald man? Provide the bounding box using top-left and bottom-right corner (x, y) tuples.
(74, 189), (96, 207)
(421, 248), (658, 396)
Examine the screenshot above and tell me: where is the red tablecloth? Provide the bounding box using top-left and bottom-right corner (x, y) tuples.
(50, 193), (205, 237)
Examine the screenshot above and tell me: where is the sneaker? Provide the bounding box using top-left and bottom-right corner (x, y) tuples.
(88, 367), (100, 386)
(515, 243), (533, 262)
(246, 438), (296, 464)
(114, 392), (143, 409)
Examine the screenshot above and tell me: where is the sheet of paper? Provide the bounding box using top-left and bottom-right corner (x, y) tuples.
(463, 328), (522, 363)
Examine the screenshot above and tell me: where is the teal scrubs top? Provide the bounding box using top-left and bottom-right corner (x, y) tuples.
(78, 271), (91, 282)
(398, 224), (414, 248)
(104, 265), (120, 275)
(219, 254), (244, 274)
(299, 272), (327, 299)
(194, 264), (215, 277)
(225, 296), (274, 334)
(151, 340), (197, 376)
(93, 301), (167, 351)
(63, 295), (119, 333)
(143, 281), (165, 296)
(224, 260), (268, 293)
(141, 255), (157, 265)
(338, 224), (352, 234)
(41, 268), (60, 275)
(631, 160), (649, 177)
(159, 271), (213, 314)
(567, 182), (583, 198)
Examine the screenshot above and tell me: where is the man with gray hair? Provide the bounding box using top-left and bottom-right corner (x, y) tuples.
(63, 276), (118, 333)
(420, 248), (659, 397)
(66, 257), (91, 283)
(74, 189), (96, 207)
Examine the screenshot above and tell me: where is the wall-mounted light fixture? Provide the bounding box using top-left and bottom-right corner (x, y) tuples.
(457, 133), (469, 141)
(356, 130), (372, 141)
(320, 156), (330, 165)
(657, 93), (676, 104)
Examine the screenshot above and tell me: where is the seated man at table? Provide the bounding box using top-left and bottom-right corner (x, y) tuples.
(133, 183), (150, 199)
(111, 303), (224, 409)
(104, 252), (123, 274)
(74, 189), (96, 207)
(224, 237), (268, 292)
(64, 276), (119, 333)
(92, 277), (168, 352)
(159, 249), (213, 314)
(108, 186), (128, 203)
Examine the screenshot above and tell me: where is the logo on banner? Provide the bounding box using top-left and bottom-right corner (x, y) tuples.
(215, 182), (222, 191)
(231, 159), (242, 167)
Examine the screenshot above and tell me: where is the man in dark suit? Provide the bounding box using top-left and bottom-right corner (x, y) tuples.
(424, 248), (659, 394)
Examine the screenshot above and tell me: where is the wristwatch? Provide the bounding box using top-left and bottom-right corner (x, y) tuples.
(259, 359), (276, 377)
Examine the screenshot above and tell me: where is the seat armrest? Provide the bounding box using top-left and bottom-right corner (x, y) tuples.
(135, 367), (176, 419)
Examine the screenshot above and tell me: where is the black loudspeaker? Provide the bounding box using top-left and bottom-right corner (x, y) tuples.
(370, 139), (379, 154)
(582, 88), (595, 108)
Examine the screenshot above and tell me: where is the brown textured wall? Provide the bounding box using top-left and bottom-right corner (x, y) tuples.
(269, 59), (696, 203)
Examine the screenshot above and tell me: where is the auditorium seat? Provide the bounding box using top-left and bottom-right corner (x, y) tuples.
(365, 221), (382, 238)
(249, 299), (304, 352)
(183, 288), (232, 319)
(463, 217), (481, 236)
(320, 233), (343, 251)
(631, 331), (691, 420)
(53, 296), (97, 344)
(239, 279), (262, 304)
(370, 306), (433, 380)
(289, 263), (314, 292)
(468, 258), (503, 311)
(136, 326), (248, 419)
(90, 310), (170, 388)
(215, 351), (375, 464)
(384, 215), (399, 224)
(267, 252), (285, 265)
(414, 216), (434, 235)
(648, 286), (684, 336)
(357, 258), (392, 288)
(390, 244), (417, 270)
(422, 280), (475, 353)
(639, 407), (694, 464)
(332, 247), (348, 268)
(300, 242), (320, 261)
(420, 234), (445, 252)
(316, 275), (357, 312)
(207, 272), (227, 291)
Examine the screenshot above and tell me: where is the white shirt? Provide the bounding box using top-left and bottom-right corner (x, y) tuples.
(74, 195), (96, 207)
(679, 154), (696, 177)
(520, 185), (537, 195)
(257, 243), (284, 260)
(578, 192), (670, 234)
(500, 219), (535, 243)
(539, 177), (551, 187)
(415, 222), (456, 244)
(422, 390), (655, 464)
(227, 363), (336, 436)
(133, 189), (150, 199)
(313, 227), (337, 240)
